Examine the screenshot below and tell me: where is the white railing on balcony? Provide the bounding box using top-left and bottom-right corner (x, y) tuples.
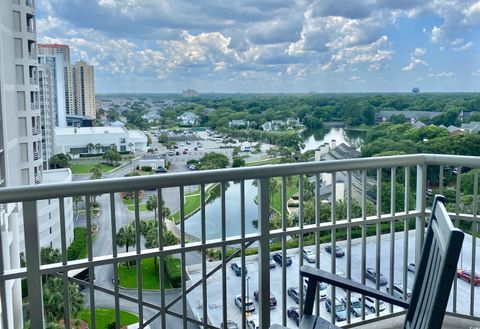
(26, 26), (34, 33)
(32, 127), (40, 136)
(29, 77), (37, 85)
(33, 151), (39, 160)
(28, 51), (37, 59)
(0, 154), (479, 329)
(25, 0), (34, 7)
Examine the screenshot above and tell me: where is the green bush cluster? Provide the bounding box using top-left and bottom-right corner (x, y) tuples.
(67, 227), (88, 260)
(165, 256), (181, 288)
(140, 166), (152, 172)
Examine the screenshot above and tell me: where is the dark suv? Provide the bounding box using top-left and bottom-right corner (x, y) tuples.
(325, 245), (345, 257)
(272, 251), (292, 266)
(287, 307), (300, 326)
(287, 287), (304, 304)
(230, 262), (247, 277)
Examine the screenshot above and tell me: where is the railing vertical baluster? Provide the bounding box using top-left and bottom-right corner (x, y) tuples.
(403, 167), (410, 301)
(361, 170), (367, 320)
(315, 173), (321, 317)
(281, 176), (287, 326)
(85, 195), (96, 329)
(134, 191), (143, 327)
(298, 175), (304, 315)
(180, 186), (188, 329)
(471, 172), (478, 316)
(258, 178), (270, 328)
(415, 164), (426, 265)
(200, 184), (208, 329)
(439, 165), (444, 194)
(220, 183), (227, 328)
(240, 181), (246, 329)
(346, 171), (352, 324)
(331, 172), (337, 325)
(375, 168), (382, 316)
(109, 193), (121, 329)
(157, 189), (166, 329)
(59, 197), (71, 329)
(23, 200), (45, 328)
(0, 204), (9, 329)
(453, 168), (461, 313)
(389, 168), (396, 311)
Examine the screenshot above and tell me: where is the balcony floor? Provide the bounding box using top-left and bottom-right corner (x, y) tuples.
(351, 314), (480, 328)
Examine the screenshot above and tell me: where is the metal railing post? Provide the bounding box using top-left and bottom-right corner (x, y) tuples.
(258, 178), (270, 328)
(23, 200), (45, 328)
(415, 164), (427, 264)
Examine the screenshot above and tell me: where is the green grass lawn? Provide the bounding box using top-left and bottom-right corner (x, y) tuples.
(123, 198), (148, 212)
(170, 184), (217, 223)
(269, 176), (299, 214)
(78, 308), (138, 329)
(117, 257), (173, 289)
(70, 163), (117, 175)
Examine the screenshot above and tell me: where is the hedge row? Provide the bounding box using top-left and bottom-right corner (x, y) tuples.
(67, 227), (88, 260)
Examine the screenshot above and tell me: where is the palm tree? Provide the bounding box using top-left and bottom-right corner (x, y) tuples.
(73, 195), (83, 218)
(146, 195), (158, 219)
(86, 143), (94, 154)
(94, 143), (102, 154)
(116, 223), (136, 267)
(43, 277), (84, 324)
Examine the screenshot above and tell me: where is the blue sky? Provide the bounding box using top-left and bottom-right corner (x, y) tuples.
(36, 0), (480, 93)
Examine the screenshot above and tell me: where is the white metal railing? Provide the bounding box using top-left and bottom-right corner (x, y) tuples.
(25, 0), (34, 7)
(26, 26), (34, 33)
(29, 77), (37, 85)
(28, 51), (36, 59)
(0, 154), (479, 329)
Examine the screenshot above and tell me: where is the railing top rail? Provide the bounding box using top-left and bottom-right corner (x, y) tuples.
(0, 153), (479, 203)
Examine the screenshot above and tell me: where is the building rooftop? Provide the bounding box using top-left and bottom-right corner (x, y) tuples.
(55, 127), (127, 135)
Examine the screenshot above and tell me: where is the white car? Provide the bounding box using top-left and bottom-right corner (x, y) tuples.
(302, 248), (316, 263)
(361, 295), (385, 313)
(234, 295), (255, 313)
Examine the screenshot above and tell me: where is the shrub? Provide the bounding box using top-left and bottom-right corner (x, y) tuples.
(165, 256), (181, 288)
(67, 228), (88, 260)
(140, 166), (152, 172)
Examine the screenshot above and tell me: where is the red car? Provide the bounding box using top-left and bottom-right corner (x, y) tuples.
(457, 269), (480, 285)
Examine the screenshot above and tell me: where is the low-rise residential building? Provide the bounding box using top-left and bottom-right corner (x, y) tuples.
(375, 110), (442, 124)
(54, 126), (148, 156)
(229, 119), (249, 128)
(461, 121), (480, 133)
(178, 111), (200, 126)
(261, 118), (300, 131)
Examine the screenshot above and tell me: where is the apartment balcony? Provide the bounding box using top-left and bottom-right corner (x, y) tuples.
(26, 25), (35, 34)
(33, 150), (40, 160)
(32, 127), (40, 136)
(34, 173), (41, 185)
(28, 51), (37, 59)
(0, 154), (479, 329)
(25, 0), (34, 8)
(29, 77), (37, 85)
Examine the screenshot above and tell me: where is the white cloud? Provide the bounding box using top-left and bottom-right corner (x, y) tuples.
(402, 57), (428, 71)
(473, 69), (480, 77)
(453, 41), (473, 51)
(413, 48), (426, 56)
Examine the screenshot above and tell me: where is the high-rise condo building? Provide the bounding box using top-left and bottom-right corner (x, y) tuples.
(37, 43), (70, 65)
(72, 60), (96, 119)
(0, 1), (74, 327)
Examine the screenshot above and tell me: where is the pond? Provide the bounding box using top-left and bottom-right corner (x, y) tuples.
(302, 127), (365, 152)
(183, 180), (259, 240)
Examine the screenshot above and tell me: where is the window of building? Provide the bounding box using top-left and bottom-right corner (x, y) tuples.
(17, 91), (25, 111)
(14, 38), (23, 58)
(20, 143), (28, 162)
(21, 169), (29, 185)
(15, 65), (24, 85)
(19, 117), (27, 137)
(12, 11), (21, 32)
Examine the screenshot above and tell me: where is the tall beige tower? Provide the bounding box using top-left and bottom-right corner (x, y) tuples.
(74, 60), (95, 118)
(64, 60), (95, 119)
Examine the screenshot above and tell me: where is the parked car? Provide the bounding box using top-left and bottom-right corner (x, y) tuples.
(272, 251), (292, 266)
(325, 296), (347, 321)
(175, 151), (180, 155)
(287, 287), (304, 304)
(246, 320), (259, 329)
(302, 248), (316, 263)
(183, 150), (188, 154)
(387, 284), (412, 300)
(230, 262), (247, 277)
(155, 167), (167, 173)
(168, 151), (174, 156)
(221, 320), (238, 329)
(325, 245), (345, 257)
(253, 291), (277, 308)
(365, 267), (388, 286)
(287, 307), (300, 326)
(407, 262), (415, 273)
(341, 297), (362, 317)
(269, 256), (276, 268)
(303, 278), (328, 300)
(234, 295), (255, 313)
(187, 164), (197, 170)
(362, 295), (385, 313)
(457, 269), (480, 285)
(194, 147), (198, 151)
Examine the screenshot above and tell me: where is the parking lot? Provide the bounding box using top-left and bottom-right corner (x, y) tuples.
(186, 231), (480, 327)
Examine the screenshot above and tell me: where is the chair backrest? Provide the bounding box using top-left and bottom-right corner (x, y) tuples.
(404, 195), (464, 329)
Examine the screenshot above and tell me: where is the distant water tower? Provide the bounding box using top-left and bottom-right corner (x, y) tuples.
(412, 87), (420, 94)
